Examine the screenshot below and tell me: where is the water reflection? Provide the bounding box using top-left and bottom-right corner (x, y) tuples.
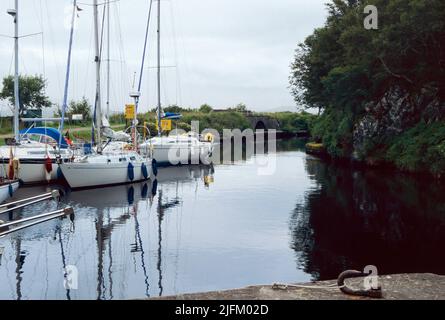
(0, 164), (215, 300)
(291, 157), (445, 280)
(1, 140), (444, 300)
(66, 164), (214, 300)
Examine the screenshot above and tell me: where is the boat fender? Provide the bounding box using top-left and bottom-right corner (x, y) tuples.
(8, 184), (13, 197)
(8, 160), (14, 180)
(128, 162), (135, 181)
(8, 148), (14, 180)
(57, 166), (64, 180)
(151, 179), (158, 197)
(9, 158), (20, 180)
(45, 157), (52, 182)
(12, 158), (20, 180)
(141, 183), (148, 198)
(45, 156), (53, 173)
(141, 163), (148, 179)
(127, 186), (134, 205)
(152, 159), (158, 176)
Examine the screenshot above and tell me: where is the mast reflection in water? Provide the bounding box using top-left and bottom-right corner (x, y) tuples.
(0, 139), (444, 299)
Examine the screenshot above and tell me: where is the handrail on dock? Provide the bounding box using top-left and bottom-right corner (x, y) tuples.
(0, 207), (74, 238)
(0, 190), (60, 214)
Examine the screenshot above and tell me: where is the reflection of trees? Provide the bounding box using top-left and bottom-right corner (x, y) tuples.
(291, 158), (445, 281)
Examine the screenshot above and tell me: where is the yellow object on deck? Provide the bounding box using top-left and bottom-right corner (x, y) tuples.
(204, 132), (214, 143)
(125, 104), (135, 119)
(156, 119), (172, 131)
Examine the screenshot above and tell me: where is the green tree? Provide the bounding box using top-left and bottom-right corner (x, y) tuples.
(199, 104), (213, 113)
(289, 0), (445, 174)
(0, 74), (52, 115)
(163, 104), (188, 113)
(68, 97), (92, 122)
(234, 103), (248, 112)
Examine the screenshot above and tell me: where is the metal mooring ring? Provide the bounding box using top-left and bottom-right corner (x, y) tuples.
(337, 270), (383, 299)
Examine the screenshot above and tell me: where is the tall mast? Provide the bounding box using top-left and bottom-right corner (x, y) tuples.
(93, 0), (102, 152)
(106, 0), (110, 119)
(156, 0), (161, 137)
(11, 0), (20, 142)
(59, 0), (77, 148)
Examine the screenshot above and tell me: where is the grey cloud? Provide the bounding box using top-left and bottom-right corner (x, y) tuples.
(0, 0), (327, 113)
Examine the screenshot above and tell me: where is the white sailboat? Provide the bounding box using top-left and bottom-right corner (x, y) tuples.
(0, 1), (75, 185)
(138, 0), (214, 166)
(141, 133), (214, 166)
(0, 137), (71, 184)
(59, 0), (154, 190)
(60, 151), (152, 189)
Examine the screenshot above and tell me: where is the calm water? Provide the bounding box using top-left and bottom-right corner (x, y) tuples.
(1, 139), (444, 300)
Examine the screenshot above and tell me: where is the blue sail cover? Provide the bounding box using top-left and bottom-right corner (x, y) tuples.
(162, 112), (182, 120)
(19, 127), (69, 149)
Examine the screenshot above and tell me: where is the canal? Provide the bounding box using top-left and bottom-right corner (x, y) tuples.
(0, 138), (444, 299)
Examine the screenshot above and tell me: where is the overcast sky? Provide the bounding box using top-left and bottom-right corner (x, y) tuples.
(0, 0), (327, 116)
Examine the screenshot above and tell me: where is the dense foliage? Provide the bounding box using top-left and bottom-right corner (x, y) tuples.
(290, 0), (445, 175)
(0, 75), (52, 115)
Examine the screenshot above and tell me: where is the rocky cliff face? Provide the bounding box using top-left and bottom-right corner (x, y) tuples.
(352, 85), (444, 162)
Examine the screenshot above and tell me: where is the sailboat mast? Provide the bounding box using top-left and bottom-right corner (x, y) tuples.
(106, 0), (110, 119)
(156, 0), (161, 137)
(59, 0), (77, 148)
(93, 0), (102, 151)
(13, 0), (20, 142)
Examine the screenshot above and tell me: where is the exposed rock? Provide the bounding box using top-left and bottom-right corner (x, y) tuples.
(352, 85), (443, 160)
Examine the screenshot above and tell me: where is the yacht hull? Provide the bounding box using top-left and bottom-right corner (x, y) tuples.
(60, 160), (153, 189)
(0, 144), (71, 185)
(12, 161), (60, 184)
(142, 141), (213, 166)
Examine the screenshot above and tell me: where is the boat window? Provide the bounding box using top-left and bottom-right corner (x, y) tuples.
(119, 157), (127, 162)
(130, 156), (136, 161)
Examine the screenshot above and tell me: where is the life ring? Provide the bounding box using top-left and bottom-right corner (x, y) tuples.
(204, 133), (214, 143)
(124, 144), (134, 151)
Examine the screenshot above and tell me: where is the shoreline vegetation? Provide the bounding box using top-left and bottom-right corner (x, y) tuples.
(0, 107), (316, 143)
(290, 0), (445, 178)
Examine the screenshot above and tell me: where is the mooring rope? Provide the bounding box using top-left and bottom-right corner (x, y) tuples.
(272, 283), (345, 291)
